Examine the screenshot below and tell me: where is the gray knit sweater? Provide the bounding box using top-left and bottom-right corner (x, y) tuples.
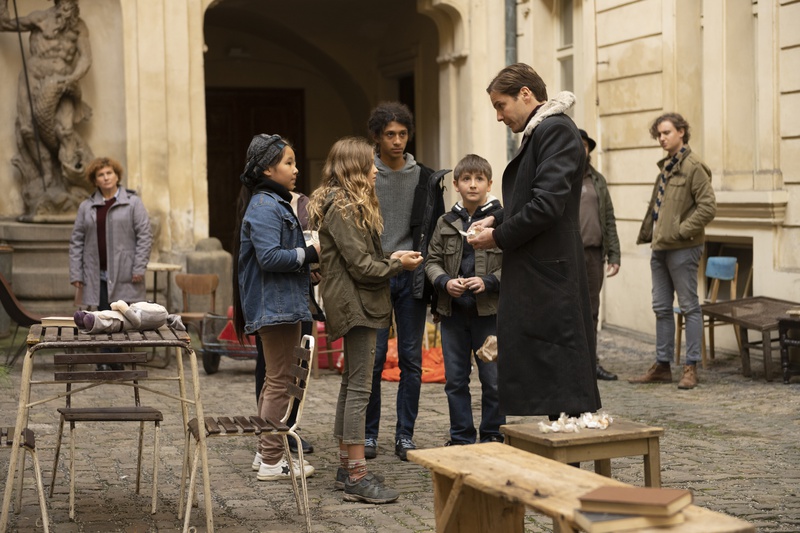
(375, 153), (420, 253)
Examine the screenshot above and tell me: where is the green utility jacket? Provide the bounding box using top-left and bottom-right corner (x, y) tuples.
(637, 147), (716, 250)
(588, 166), (621, 265)
(317, 196), (403, 341)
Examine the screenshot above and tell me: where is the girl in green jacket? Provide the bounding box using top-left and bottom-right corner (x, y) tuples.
(308, 137), (421, 504)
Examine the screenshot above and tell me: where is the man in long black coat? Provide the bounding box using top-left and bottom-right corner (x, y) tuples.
(469, 63), (601, 417)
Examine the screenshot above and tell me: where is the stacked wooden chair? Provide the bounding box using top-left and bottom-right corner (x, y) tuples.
(1, 427), (50, 532)
(48, 351), (163, 519)
(180, 335), (315, 532)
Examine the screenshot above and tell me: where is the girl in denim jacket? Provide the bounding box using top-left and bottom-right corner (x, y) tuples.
(232, 134), (319, 481)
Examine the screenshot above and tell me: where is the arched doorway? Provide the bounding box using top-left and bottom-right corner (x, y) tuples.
(202, 1), (440, 251)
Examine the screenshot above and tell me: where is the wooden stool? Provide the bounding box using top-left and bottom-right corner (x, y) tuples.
(501, 418), (664, 487)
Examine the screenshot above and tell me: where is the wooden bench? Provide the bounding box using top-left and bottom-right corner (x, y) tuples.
(501, 418), (664, 487)
(407, 442), (754, 533)
(1, 427), (49, 532)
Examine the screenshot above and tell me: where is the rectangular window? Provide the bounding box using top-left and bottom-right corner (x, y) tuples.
(560, 0), (573, 47)
(560, 56), (574, 93)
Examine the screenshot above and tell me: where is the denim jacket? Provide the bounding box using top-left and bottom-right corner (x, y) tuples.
(238, 190), (312, 334)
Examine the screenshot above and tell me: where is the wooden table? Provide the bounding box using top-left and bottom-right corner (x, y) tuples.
(702, 296), (799, 381)
(408, 443), (754, 533)
(501, 419), (664, 487)
(146, 262), (182, 308)
(0, 325), (215, 532)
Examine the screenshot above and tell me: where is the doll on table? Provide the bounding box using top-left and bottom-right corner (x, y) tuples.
(74, 300), (185, 334)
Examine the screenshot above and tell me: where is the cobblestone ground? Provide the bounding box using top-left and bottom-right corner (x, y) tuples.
(1, 327), (799, 532)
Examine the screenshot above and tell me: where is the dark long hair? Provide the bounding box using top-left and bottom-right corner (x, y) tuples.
(231, 141), (290, 342)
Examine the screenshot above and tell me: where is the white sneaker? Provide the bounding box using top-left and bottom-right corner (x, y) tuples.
(253, 451), (310, 471)
(257, 457), (315, 481)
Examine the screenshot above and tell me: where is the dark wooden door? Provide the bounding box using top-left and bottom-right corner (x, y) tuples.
(205, 88), (305, 252)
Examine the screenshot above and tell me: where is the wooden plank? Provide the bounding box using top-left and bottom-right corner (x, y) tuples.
(27, 324), (43, 343)
(249, 417), (272, 432)
(437, 474), (465, 533)
(204, 417), (222, 435)
(159, 326), (178, 341)
(217, 417), (239, 433)
(54, 352), (148, 365)
(294, 346), (312, 363)
(233, 416), (256, 433)
(188, 418), (201, 440)
(58, 406), (163, 422)
(43, 327), (58, 342)
(61, 328), (75, 342)
(54, 370), (148, 381)
(127, 331), (145, 341)
(286, 383), (304, 401)
(289, 364), (309, 382)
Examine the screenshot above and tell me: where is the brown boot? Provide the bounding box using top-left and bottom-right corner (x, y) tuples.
(628, 362), (672, 383)
(677, 364), (698, 389)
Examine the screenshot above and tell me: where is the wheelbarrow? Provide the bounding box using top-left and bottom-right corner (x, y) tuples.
(197, 312), (258, 374)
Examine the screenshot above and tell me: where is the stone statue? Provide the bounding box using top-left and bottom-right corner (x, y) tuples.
(0, 0), (95, 222)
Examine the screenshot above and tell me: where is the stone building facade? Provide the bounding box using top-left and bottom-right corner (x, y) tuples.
(0, 0), (798, 345)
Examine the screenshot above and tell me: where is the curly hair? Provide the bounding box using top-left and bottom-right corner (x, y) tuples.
(85, 157), (124, 186)
(308, 137), (384, 235)
(367, 102), (415, 146)
(650, 112), (691, 144)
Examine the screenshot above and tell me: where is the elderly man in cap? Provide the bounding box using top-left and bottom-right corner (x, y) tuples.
(579, 129), (621, 381)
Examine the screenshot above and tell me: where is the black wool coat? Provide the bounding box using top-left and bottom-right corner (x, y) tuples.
(493, 100), (602, 416)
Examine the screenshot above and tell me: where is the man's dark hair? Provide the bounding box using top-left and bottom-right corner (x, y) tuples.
(486, 63), (548, 102)
(650, 112), (691, 144)
(367, 101), (415, 144)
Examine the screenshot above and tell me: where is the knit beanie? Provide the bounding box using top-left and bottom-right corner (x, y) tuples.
(240, 134), (286, 188)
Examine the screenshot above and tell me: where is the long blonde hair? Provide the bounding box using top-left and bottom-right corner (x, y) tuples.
(308, 137), (383, 234)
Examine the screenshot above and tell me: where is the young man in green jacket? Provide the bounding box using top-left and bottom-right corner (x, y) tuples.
(630, 113), (716, 389)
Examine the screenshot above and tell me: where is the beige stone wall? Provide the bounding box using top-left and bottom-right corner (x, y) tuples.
(119, 0), (208, 261)
(1, 0), (797, 340)
(504, 0), (800, 344)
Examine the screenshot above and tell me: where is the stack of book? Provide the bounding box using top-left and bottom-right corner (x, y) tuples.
(574, 486), (693, 533)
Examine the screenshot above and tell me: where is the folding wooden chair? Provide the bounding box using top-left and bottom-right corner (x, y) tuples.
(48, 352), (163, 519)
(0, 272), (42, 367)
(1, 427), (49, 532)
(174, 273), (219, 336)
(180, 335), (315, 532)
